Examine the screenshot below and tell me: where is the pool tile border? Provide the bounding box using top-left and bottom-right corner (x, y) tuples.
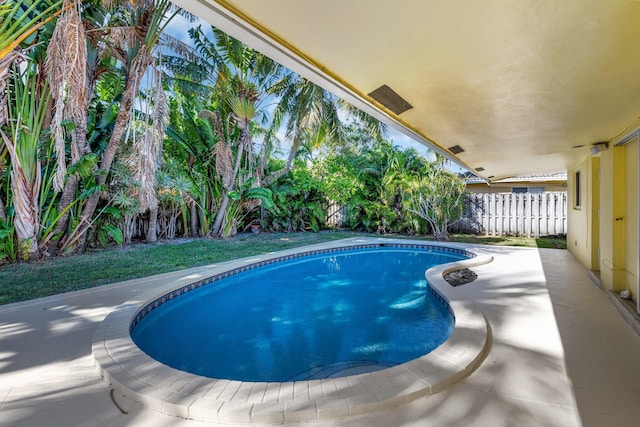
(92, 238), (493, 424)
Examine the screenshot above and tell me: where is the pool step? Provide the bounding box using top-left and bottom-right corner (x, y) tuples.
(289, 361), (394, 381)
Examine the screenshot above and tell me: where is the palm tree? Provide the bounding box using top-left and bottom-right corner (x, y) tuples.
(42, 0), (92, 255)
(1, 63), (50, 260)
(210, 91), (257, 237)
(0, 0), (62, 231)
(186, 26), (280, 237)
(265, 75), (341, 184)
(165, 97), (220, 238)
(0, 0), (65, 260)
(264, 74), (388, 185)
(337, 100), (388, 146)
(42, 0), (193, 253)
(57, 0), (184, 252)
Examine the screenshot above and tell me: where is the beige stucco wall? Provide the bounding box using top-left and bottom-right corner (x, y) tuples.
(567, 158), (599, 270)
(466, 182), (567, 194)
(590, 157), (600, 270)
(573, 136), (638, 299)
(624, 138), (638, 297)
(598, 145), (625, 292)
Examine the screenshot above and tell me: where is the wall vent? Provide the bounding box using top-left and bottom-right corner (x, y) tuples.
(368, 85), (413, 115)
(448, 145), (465, 155)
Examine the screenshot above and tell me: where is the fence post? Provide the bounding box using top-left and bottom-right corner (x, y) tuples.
(489, 194), (498, 236)
(532, 193), (537, 237)
(507, 193), (513, 235)
(497, 194), (504, 235)
(550, 193), (557, 235)
(525, 193), (531, 238)
(483, 193), (489, 235)
(560, 192), (565, 234)
(515, 193), (522, 235)
(541, 193), (548, 236)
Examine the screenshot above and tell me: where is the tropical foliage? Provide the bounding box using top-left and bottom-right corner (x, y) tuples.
(0, 1), (466, 264)
(313, 140), (465, 237)
(408, 158), (466, 241)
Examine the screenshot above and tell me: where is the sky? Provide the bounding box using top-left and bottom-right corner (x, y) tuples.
(163, 13), (467, 173)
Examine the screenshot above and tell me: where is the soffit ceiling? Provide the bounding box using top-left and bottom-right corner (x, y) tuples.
(172, 0), (640, 181)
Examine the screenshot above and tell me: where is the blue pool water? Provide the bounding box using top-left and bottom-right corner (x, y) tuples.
(131, 246), (467, 382)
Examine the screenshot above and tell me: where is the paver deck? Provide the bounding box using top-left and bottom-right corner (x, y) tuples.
(1, 238), (639, 426)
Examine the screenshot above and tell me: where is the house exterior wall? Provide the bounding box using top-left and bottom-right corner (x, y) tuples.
(624, 138), (638, 298)
(600, 144), (629, 293)
(569, 133), (638, 302)
(567, 157), (599, 271)
(590, 157), (600, 270)
(466, 182), (567, 194)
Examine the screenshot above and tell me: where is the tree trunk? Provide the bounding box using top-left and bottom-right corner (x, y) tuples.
(190, 203), (198, 237)
(47, 174), (78, 255)
(48, 128), (93, 255)
(263, 166), (287, 187)
(264, 132), (301, 186)
(48, 63), (95, 256)
(124, 214), (135, 244)
(147, 206), (158, 242)
(284, 133), (300, 171)
(74, 61), (146, 252)
(211, 193), (230, 238)
(211, 132), (246, 237)
(167, 206), (177, 239)
(10, 166), (41, 261)
(0, 196), (6, 222)
(435, 229), (450, 241)
(1, 127), (41, 261)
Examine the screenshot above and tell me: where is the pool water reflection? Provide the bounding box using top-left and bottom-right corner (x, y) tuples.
(131, 247), (467, 382)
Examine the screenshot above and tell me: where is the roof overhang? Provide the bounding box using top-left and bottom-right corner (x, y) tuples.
(170, 0), (640, 180)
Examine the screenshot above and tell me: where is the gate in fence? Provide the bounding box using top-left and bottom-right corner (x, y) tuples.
(451, 191), (567, 237)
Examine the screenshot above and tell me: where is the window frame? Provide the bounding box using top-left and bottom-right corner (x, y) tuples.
(574, 171), (581, 209)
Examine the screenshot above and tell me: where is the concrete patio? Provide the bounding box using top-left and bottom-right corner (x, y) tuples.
(1, 241), (639, 426)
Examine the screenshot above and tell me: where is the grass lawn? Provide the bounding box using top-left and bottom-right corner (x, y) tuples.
(0, 231), (566, 305)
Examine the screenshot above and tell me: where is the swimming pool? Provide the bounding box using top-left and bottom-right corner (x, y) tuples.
(131, 246), (467, 382)
(93, 239), (492, 423)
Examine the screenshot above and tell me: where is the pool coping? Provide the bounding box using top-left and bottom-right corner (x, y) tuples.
(92, 237), (494, 424)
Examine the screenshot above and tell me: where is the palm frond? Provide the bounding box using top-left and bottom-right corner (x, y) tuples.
(0, 49), (22, 126)
(130, 67), (167, 212)
(226, 94), (257, 124)
(188, 25), (228, 73)
(159, 32), (198, 62)
(45, 0), (88, 191)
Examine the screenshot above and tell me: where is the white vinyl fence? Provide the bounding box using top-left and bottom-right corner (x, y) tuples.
(451, 192), (567, 237)
(326, 202), (347, 228)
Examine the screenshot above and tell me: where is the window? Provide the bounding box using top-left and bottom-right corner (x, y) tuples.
(512, 186), (545, 194)
(574, 171), (581, 209)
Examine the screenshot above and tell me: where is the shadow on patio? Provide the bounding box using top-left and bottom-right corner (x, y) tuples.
(538, 249), (640, 427)
(1, 243), (638, 426)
